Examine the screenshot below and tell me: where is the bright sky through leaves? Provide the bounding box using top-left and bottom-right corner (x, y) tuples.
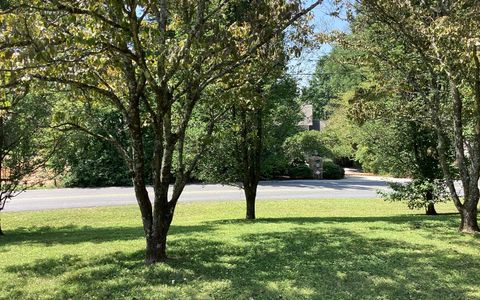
(288, 0), (350, 87)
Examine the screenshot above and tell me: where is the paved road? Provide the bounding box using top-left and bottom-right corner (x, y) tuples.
(4, 175), (407, 212)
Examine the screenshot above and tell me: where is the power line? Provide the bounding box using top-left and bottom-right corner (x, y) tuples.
(287, 73), (316, 76)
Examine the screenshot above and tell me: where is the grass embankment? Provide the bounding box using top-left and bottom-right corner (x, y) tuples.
(1, 199), (479, 299)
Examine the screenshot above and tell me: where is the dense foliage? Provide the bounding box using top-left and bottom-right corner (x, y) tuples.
(56, 133), (132, 187)
(322, 160), (345, 180)
(3, 0), (480, 275)
(283, 131), (333, 165)
(51, 110), (133, 187)
(195, 76), (301, 183)
(0, 91), (53, 234)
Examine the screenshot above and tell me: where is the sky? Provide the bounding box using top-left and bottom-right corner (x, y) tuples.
(288, 0), (351, 87)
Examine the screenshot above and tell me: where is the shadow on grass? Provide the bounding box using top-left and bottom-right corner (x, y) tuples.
(0, 214), (467, 248)
(209, 215), (480, 245)
(0, 224), (215, 247)
(3, 215), (480, 299)
(207, 214), (462, 231)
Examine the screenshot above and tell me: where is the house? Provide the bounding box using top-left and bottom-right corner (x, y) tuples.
(298, 104), (325, 131)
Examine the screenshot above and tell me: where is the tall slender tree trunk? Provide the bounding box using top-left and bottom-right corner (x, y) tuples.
(240, 107), (263, 220)
(244, 183), (257, 220)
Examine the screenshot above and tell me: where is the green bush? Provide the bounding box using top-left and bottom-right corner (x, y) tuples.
(378, 179), (449, 210)
(323, 160), (345, 179)
(288, 165), (313, 179)
(59, 135), (132, 187)
(51, 111), (139, 187)
(283, 131), (333, 163)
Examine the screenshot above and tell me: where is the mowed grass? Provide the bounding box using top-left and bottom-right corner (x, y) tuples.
(1, 199), (479, 300)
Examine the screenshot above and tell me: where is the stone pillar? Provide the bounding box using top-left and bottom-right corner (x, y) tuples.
(308, 156), (323, 179)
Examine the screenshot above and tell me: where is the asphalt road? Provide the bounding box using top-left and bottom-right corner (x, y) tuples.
(4, 175), (407, 212)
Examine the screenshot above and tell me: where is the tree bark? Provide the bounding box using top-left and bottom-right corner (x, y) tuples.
(0, 219), (4, 236)
(425, 203), (437, 215)
(425, 189), (437, 215)
(240, 107), (263, 220)
(459, 206), (480, 233)
(432, 80), (480, 233)
(244, 184), (257, 220)
(145, 211), (171, 264)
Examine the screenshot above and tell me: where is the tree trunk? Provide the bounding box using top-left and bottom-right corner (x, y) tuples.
(142, 186), (175, 264)
(240, 107), (262, 221)
(458, 182), (480, 233)
(145, 235), (157, 265)
(131, 178), (160, 265)
(459, 207), (480, 233)
(145, 221), (169, 264)
(425, 189), (437, 215)
(0, 219), (4, 236)
(244, 185), (257, 220)
(425, 203), (437, 215)
(150, 202), (174, 264)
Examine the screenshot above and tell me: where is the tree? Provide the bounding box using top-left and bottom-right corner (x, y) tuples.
(306, 26), (448, 214)
(0, 87), (53, 235)
(355, 0), (480, 232)
(236, 93), (263, 220)
(301, 46), (365, 120)
(51, 109), (133, 187)
(380, 179), (449, 215)
(0, 2), (54, 233)
(196, 76), (300, 220)
(0, 0), (323, 263)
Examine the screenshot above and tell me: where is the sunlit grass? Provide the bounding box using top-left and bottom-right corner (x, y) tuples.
(1, 199), (479, 299)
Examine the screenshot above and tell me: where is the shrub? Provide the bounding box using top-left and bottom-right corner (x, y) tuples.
(283, 131), (333, 163)
(322, 160), (345, 179)
(60, 138), (132, 187)
(288, 165), (313, 179)
(378, 179), (449, 210)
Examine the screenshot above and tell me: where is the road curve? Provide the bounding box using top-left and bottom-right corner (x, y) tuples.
(4, 175), (405, 212)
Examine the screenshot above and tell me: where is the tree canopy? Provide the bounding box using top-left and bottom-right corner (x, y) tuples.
(0, 0), (323, 263)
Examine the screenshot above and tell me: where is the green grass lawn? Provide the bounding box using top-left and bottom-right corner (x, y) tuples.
(1, 199), (479, 300)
